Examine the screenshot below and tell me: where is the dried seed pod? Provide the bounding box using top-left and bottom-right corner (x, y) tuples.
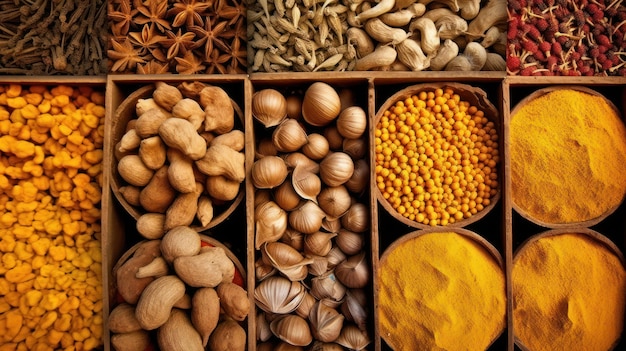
(255, 276), (307, 314)
(270, 314), (313, 347)
(216, 282), (250, 321)
(191, 288), (220, 346)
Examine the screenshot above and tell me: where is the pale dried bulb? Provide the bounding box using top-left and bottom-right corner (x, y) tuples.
(341, 202), (369, 233)
(341, 289), (368, 331)
(295, 291), (317, 319)
(345, 159), (369, 194)
(255, 200), (288, 249)
(318, 185), (352, 219)
(342, 138), (367, 160)
(272, 118), (309, 152)
(324, 126), (344, 150)
(292, 166), (322, 203)
(254, 276), (307, 314)
(336, 106), (367, 139)
(338, 89), (357, 112)
(304, 231), (337, 257)
(255, 190), (272, 207)
(336, 229), (365, 255)
(289, 201), (326, 234)
(262, 242), (313, 282)
(335, 324), (371, 350)
(322, 217), (342, 233)
(274, 179), (302, 211)
(311, 270), (347, 304)
(286, 94), (303, 120)
(257, 311), (273, 342)
(302, 82), (341, 127)
(320, 152), (355, 187)
(308, 255), (330, 276)
(270, 314), (313, 347)
(335, 252), (370, 289)
(252, 156), (289, 189)
(255, 257), (276, 281)
(280, 228), (304, 251)
(326, 246), (347, 268)
(309, 301), (345, 343)
(256, 138), (278, 159)
(309, 341), (345, 351)
(302, 133), (330, 160)
(252, 89), (288, 127)
(283, 152), (319, 173)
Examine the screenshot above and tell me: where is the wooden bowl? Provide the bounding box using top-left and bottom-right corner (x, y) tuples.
(109, 84), (245, 232)
(378, 227), (506, 350)
(374, 82), (501, 229)
(510, 86), (626, 228)
(512, 228), (625, 351)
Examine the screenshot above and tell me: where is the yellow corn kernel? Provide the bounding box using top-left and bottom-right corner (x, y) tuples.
(40, 311), (58, 330)
(29, 306), (45, 318)
(41, 292), (65, 311)
(44, 219), (62, 236)
(11, 140), (36, 158)
(0, 299), (10, 314)
(61, 104), (77, 115)
(83, 337), (99, 350)
(51, 86), (73, 97)
(47, 329), (64, 345)
(5, 309), (23, 339)
(25, 290), (43, 307)
(7, 97), (27, 109)
(5, 263), (33, 283)
(13, 225), (34, 239)
(37, 100), (51, 114)
(50, 95), (70, 108)
(20, 104), (39, 119)
(0, 279), (10, 295)
(5, 292), (21, 307)
(31, 256), (46, 270)
(72, 328), (90, 342)
(54, 314), (71, 332)
(15, 279), (34, 293)
(5, 85), (21, 98)
(1, 212), (17, 227)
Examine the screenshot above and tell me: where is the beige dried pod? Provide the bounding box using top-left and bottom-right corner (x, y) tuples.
(206, 175), (240, 201)
(191, 287), (220, 346)
(160, 226), (201, 263)
(274, 179), (302, 211)
(342, 138), (367, 160)
(174, 246), (235, 287)
(436, 14), (469, 39)
(336, 229), (365, 255)
(111, 330), (151, 351)
(140, 166), (176, 213)
(136, 256), (169, 279)
(430, 39), (460, 71)
(109, 303), (142, 333)
(196, 196), (214, 228)
(270, 314), (313, 347)
(345, 159), (369, 194)
(292, 167), (322, 203)
(208, 318), (246, 351)
(318, 185), (352, 219)
(135, 108), (171, 138)
(336, 106), (367, 139)
(281, 228), (304, 251)
(483, 52), (506, 71)
(257, 342), (275, 351)
(256, 138), (278, 159)
(114, 240), (161, 304)
(302, 133), (330, 160)
(252, 89), (288, 128)
(164, 183), (203, 230)
(289, 201), (326, 234)
(119, 185), (141, 206)
(167, 148), (196, 193)
(335, 324), (371, 350)
(252, 156), (289, 189)
(138, 136), (167, 170)
(309, 301), (345, 343)
(254, 276), (307, 314)
(153, 82), (183, 111)
(335, 252), (370, 289)
(304, 231), (337, 257)
(195, 144), (245, 182)
(311, 270), (347, 305)
(210, 129), (245, 151)
(255, 200), (288, 249)
(216, 282), (250, 321)
(199, 86), (234, 134)
(118, 128), (141, 153)
(320, 152), (355, 187)
(273, 118), (309, 152)
(302, 82), (341, 127)
(136, 97), (165, 116)
(341, 289), (368, 331)
(159, 118), (207, 160)
(341, 202), (369, 233)
(135, 275), (186, 330)
(172, 98), (204, 130)
(173, 294), (192, 309)
(118, 155), (154, 187)
(283, 152), (320, 173)
(136, 213), (166, 240)
(157, 309), (204, 351)
(295, 292), (317, 319)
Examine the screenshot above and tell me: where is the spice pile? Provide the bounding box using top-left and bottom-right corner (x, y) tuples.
(507, 0), (626, 75)
(0, 84), (105, 349)
(510, 88), (626, 225)
(251, 83), (371, 349)
(0, 0), (107, 75)
(378, 231), (506, 350)
(513, 232), (626, 351)
(374, 86), (499, 226)
(107, 0), (246, 74)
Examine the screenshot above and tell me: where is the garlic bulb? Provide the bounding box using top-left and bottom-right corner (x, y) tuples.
(256, 138), (278, 159)
(255, 257), (276, 281)
(252, 89), (287, 127)
(254, 276), (307, 314)
(323, 126), (344, 151)
(345, 159), (369, 194)
(283, 152), (319, 173)
(309, 341), (345, 351)
(262, 242), (313, 281)
(292, 166), (322, 203)
(326, 246), (347, 268)
(320, 152), (355, 187)
(302, 82), (341, 127)
(335, 324), (371, 351)
(295, 292), (317, 319)
(273, 118), (309, 152)
(255, 189), (272, 207)
(308, 255), (330, 276)
(252, 156), (289, 189)
(289, 201), (326, 234)
(335, 252), (369, 289)
(336, 229), (364, 256)
(321, 217), (342, 233)
(341, 289), (368, 331)
(274, 179), (302, 211)
(343, 138), (367, 160)
(338, 88), (357, 111)
(286, 94), (303, 120)
(311, 271), (347, 304)
(309, 301), (345, 343)
(257, 311), (273, 342)
(304, 231), (337, 257)
(336, 106), (367, 139)
(255, 200), (288, 249)
(270, 315), (313, 347)
(341, 202), (369, 233)
(318, 185), (352, 219)
(302, 133), (330, 160)
(280, 228), (304, 251)
(275, 341), (306, 351)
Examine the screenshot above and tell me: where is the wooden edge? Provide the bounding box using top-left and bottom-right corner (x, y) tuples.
(244, 78), (257, 351)
(0, 75), (106, 84)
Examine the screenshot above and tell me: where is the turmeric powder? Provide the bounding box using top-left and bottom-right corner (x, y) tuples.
(513, 232), (626, 351)
(510, 88), (626, 224)
(378, 231), (506, 350)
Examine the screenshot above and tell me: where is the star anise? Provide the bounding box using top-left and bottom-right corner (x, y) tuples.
(108, 37), (147, 72)
(137, 60), (171, 74)
(134, 0), (171, 32)
(206, 47), (231, 74)
(189, 18), (229, 62)
(162, 28), (197, 60)
(175, 50), (207, 74)
(167, 0), (212, 28)
(108, 0), (137, 37)
(214, 0), (245, 25)
(129, 23), (168, 61)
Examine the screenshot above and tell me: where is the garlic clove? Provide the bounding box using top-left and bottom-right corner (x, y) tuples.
(254, 276), (307, 314)
(270, 314), (313, 347)
(292, 166), (322, 203)
(326, 246), (347, 268)
(311, 270), (347, 304)
(302, 133), (330, 160)
(335, 324), (371, 351)
(275, 341), (306, 351)
(255, 257), (276, 281)
(252, 156), (289, 189)
(342, 138), (367, 160)
(309, 341), (345, 351)
(252, 89), (288, 128)
(283, 152), (320, 173)
(255, 201), (288, 249)
(262, 242), (313, 281)
(309, 301), (345, 343)
(336, 229), (365, 256)
(308, 255), (330, 276)
(320, 152), (355, 187)
(323, 126), (344, 151)
(257, 311), (273, 342)
(304, 231), (337, 257)
(321, 217), (342, 233)
(257, 342), (274, 351)
(336, 106), (367, 139)
(295, 291), (318, 319)
(341, 289), (369, 331)
(289, 201), (326, 234)
(345, 159), (369, 195)
(256, 138), (278, 159)
(302, 82), (341, 127)
(335, 252), (370, 289)
(338, 88), (357, 112)
(280, 228), (304, 251)
(341, 202), (370, 233)
(286, 94), (303, 120)
(274, 179), (303, 211)
(273, 118), (309, 152)
(318, 185), (352, 219)
(255, 190), (272, 207)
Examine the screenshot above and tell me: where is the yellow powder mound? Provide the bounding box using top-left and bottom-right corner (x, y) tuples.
(378, 232), (506, 350)
(510, 89), (626, 224)
(513, 233), (626, 351)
